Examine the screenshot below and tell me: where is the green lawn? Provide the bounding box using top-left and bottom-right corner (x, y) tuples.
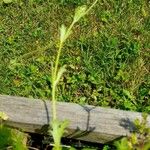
(0, 0), (150, 112)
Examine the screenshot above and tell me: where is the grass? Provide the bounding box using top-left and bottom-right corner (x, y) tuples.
(0, 0), (150, 113)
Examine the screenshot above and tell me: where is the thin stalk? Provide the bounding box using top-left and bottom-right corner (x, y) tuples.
(53, 43), (63, 81)
(85, 0), (98, 14)
(50, 1), (98, 149)
(66, 21), (75, 37)
(51, 22), (75, 121)
(52, 44), (62, 121)
(52, 82), (57, 121)
(53, 21), (75, 81)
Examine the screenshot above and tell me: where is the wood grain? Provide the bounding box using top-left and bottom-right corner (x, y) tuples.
(0, 95), (149, 143)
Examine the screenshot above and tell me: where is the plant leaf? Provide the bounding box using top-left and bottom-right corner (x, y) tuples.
(54, 65), (66, 86)
(0, 112), (8, 120)
(73, 5), (87, 23)
(50, 119), (69, 148)
(60, 24), (67, 43)
(3, 0), (12, 4)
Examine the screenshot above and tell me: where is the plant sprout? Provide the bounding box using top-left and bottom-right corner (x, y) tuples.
(50, 0), (98, 149)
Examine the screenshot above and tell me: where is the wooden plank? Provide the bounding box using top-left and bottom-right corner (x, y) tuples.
(0, 95), (150, 144)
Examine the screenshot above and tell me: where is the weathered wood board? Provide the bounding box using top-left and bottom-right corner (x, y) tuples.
(0, 95), (150, 144)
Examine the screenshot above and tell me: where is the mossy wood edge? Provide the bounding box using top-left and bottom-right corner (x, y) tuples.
(0, 95), (150, 144)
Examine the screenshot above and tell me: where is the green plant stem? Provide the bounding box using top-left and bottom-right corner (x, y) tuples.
(85, 0), (98, 14)
(53, 21), (75, 82)
(53, 43), (63, 80)
(52, 43), (62, 121)
(52, 22), (75, 121)
(52, 82), (57, 121)
(67, 21), (75, 35)
(51, 0), (98, 123)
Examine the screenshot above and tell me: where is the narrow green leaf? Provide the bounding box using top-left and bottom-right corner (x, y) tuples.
(60, 24), (66, 43)
(73, 5), (87, 23)
(54, 65), (66, 86)
(3, 0), (12, 4)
